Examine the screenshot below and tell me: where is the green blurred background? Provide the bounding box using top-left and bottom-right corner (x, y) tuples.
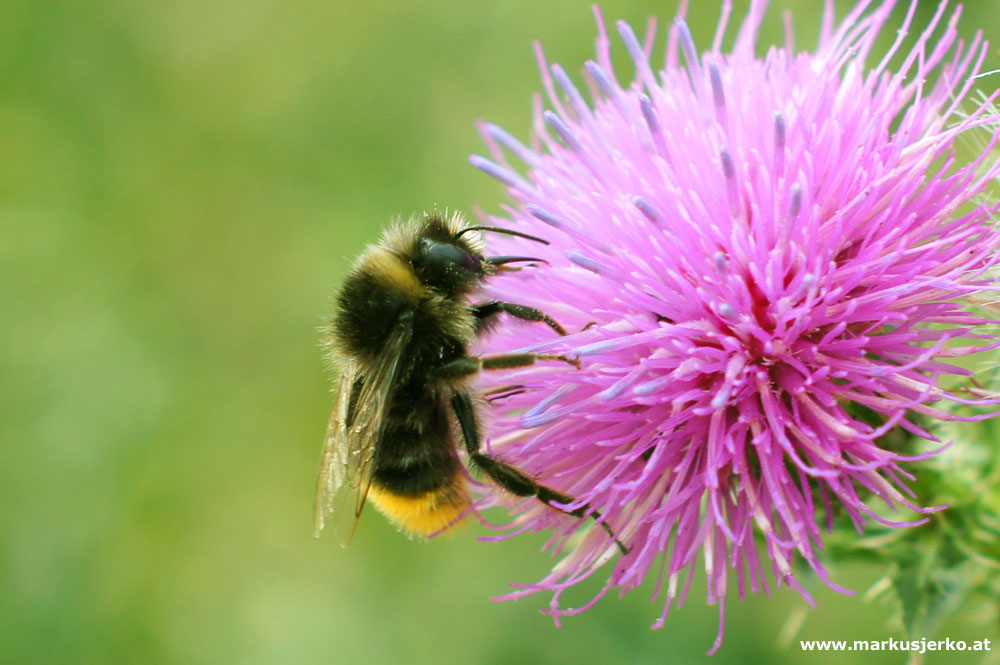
(3, 1), (998, 663)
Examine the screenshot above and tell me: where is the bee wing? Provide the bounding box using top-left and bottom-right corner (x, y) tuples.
(314, 321), (412, 546)
(313, 360), (363, 544)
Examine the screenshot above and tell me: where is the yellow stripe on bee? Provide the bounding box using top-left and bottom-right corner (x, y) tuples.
(364, 247), (423, 298)
(368, 482), (471, 536)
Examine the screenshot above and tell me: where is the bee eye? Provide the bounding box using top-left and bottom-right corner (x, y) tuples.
(422, 241), (480, 273)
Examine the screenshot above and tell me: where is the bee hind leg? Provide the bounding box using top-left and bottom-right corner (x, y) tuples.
(450, 391), (629, 555)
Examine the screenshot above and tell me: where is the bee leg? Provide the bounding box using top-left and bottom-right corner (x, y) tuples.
(483, 384), (527, 402)
(482, 352), (581, 370)
(473, 302), (568, 336)
(429, 352), (580, 382)
(451, 391), (629, 555)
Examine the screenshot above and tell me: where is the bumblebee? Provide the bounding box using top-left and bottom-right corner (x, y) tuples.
(314, 212), (624, 550)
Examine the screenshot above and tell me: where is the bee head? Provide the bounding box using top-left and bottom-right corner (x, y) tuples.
(406, 215), (551, 296)
(415, 236), (485, 295)
(402, 216), (485, 296)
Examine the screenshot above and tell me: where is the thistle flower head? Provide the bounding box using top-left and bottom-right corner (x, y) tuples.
(469, 0), (1000, 652)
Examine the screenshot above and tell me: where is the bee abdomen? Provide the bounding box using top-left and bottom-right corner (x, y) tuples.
(369, 408), (470, 535)
(367, 477), (470, 536)
(372, 428), (459, 497)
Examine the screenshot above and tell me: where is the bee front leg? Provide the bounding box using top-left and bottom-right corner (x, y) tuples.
(473, 302), (568, 336)
(450, 390), (629, 555)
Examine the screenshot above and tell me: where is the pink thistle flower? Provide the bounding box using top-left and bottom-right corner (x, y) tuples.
(469, 0), (1000, 653)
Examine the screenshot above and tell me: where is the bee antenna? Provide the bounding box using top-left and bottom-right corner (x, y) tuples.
(485, 255), (549, 267)
(457, 226), (550, 245)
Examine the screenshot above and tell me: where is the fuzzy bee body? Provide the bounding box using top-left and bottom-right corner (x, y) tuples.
(315, 212), (625, 551)
(336, 232), (476, 536)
